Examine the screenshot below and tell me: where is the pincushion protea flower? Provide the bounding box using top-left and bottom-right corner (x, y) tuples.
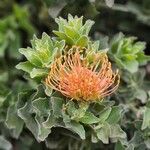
(45, 47), (120, 101)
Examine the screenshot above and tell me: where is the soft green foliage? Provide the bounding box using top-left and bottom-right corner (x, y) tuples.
(53, 14), (94, 47)
(0, 0), (150, 149)
(0, 4), (35, 58)
(16, 33), (65, 80)
(117, 69), (149, 103)
(0, 136), (12, 150)
(109, 33), (150, 73)
(10, 85), (125, 144)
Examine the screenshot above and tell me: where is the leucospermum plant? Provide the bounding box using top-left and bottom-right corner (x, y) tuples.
(15, 14), (128, 149)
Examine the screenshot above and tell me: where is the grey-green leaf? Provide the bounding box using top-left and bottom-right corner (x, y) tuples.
(5, 105), (24, 138)
(96, 123), (110, 144)
(80, 111), (99, 124)
(65, 121), (85, 139)
(51, 97), (63, 118)
(142, 107), (150, 130)
(76, 36), (89, 47)
(0, 136), (12, 150)
(98, 107), (112, 123)
(16, 61), (35, 73)
(106, 106), (122, 124)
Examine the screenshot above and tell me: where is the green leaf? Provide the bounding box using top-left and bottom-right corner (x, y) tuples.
(91, 41), (100, 51)
(16, 61), (35, 73)
(18, 101), (39, 140)
(115, 141), (125, 150)
(64, 26), (80, 40)
(43, 113), (56, 129)
(30, 68), (48, 78)
(135, 89), (147, 103)
(51, 97), (63, 118)
(19, 48), (42, 67)
(142, 107), (150, 130)
(80, 20), (95, 36)
(91, 133), (99, 143)
(44, 85), (53, 97)
(32, 33), (53, 63)
(0, 136), (12, 150)
(32, 84), (46, 99)
(137, 53), (150, 65)
(98, 107), (112, 123)
(109, 33), (148, 73)
(144, 139), (150, 149)
(62, 111), (71, 123)
(110, 124), (126, 139)
(32, 97), (50, 116)
(17, 89), (52, 141)
(123, 54), (137, 60)
(110, 32), (124, 54)
(71, 103), (89, 121)
(129, 131), (143, 148)
(76, 36), (89, 47)
(80, 112), (99, 124)
(5, 105), (24, 138)
(54, 15), (94, 46)
(106, 106), (122, 124)
(96, 123), (110, 144)
(132, 42), (146, 54)
(54, 40), (65, 52)
(65, 121), (85, 139)
(66, 101), (77, 116)
(17, 91), (33, 109)
(122, 59), (139, 73)
(35, 115), (51, 141)
(53, 31), (74, 45)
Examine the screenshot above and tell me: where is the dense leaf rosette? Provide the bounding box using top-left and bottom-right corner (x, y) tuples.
(16, 33), (65, 80)
(53, 14), (94, 47)
(109, 33), (150, 73)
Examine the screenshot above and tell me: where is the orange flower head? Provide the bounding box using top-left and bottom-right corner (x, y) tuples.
(45, 47), (120, 101)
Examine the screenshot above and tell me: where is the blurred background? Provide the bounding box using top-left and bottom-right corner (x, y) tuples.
(0, 0), (149, 58)
(0, 0), (150, 149)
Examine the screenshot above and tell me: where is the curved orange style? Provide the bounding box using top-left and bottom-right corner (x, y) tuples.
(45, 48), (120, 101)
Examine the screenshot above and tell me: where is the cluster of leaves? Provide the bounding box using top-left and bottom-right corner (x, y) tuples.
(0, 2), (38, 150)
(16, 33), (65, 81)
(109, 32), (150, 73)
(4, 84), (125, 148)
(0, 4), (36, 58)
(53, 15), (94, 46)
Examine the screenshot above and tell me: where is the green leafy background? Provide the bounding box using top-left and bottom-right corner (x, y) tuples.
(0, 0), (150, 149)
